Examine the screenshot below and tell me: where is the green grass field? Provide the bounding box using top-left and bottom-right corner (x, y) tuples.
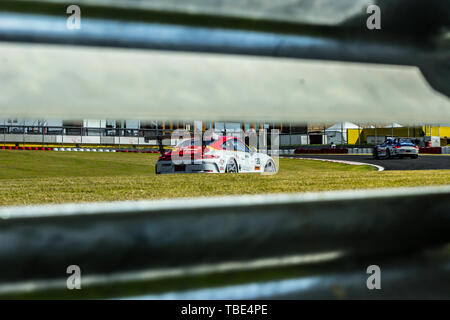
(0, 150), (449, 206)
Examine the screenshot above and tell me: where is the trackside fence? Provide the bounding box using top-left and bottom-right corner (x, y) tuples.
(0, 187), (449, 299)
(0, 0), (449, 300)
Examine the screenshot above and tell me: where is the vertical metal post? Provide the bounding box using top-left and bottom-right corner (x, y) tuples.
(323, 124), (325, 145)
(118, 123), (121, 150)
(374, 124), (377, 144)
(289, 123), (292, 146)
(306, 123), (310, 146)
(357, 123), (360, 145)
(22, 120), (25, 147)
(42, 121), (45, 147)
(137, 121), (140, 150)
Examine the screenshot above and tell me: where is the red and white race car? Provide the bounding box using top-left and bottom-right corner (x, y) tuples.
(156, 136), (277, 174)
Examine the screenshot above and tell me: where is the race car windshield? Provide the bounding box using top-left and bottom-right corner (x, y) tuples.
(176, 139), (216, 148)
(397, 139), (415, 146)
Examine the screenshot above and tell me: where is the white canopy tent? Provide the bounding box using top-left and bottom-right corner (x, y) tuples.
(325, 122), (359, 145)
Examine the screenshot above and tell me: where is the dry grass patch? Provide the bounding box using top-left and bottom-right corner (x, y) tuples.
(0, 151), (448, 206)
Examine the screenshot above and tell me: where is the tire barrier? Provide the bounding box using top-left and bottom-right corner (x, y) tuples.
(5, 145), (447, 156)
(348, 148), (373, 154)
(0, 186), (448, 299)
(294, 147), (450, 155)
(280, 149), (296, 155)
(1, 146), (160, 153)
(419, 147), (442, 154)
(295, 148), (348, 154)
(0, 146), (53, 151)
(116, 149), (160, 154)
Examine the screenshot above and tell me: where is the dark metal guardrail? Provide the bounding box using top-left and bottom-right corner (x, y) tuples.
(0, 1), (449, 123)
(0, 0), (448, 97)
(0, 0), (449, 300)
(0, 187), (449, 299)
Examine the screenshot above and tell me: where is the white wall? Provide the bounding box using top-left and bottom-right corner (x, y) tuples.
(326, 131), (346, 144)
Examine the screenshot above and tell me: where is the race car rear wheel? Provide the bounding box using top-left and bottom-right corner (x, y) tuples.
(264, 160), (276, 173)
(225, 159), (238, 173)
(385, 149), (391, 159)
(373, 148), (379, 160)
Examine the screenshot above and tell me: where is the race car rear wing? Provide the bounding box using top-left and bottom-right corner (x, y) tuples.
(0, 0), (448, 122)
(144, 132), (215, 155)
(143, 133), (174, 155)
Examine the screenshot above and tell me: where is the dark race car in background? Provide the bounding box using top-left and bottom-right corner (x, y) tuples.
(373, 138), (419, 159)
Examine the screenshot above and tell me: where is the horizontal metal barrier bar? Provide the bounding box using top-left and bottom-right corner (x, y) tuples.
(0, 0), (449, 299)
(1, 0), (449, 98)
(0, 186), (449, 297)
(0, 12), (434, 65)
(0, 41), (448, 123)
(4, 0), (449, 31)
(130, 250), (450, 299)
(0, 1), (449, 121)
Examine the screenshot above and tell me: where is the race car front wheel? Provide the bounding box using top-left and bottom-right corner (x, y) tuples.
(264, 160), (276, 173)
(373, 148), (379, 160)
(225, 159), (238, 173)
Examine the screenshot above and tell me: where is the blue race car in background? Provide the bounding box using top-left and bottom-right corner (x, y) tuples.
(373, 138), (419, 159)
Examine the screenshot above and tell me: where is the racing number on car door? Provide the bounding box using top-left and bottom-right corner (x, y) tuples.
(234, 139), (252, 172)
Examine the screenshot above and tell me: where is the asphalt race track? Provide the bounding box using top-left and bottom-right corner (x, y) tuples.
(291, 154), (450, 171)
